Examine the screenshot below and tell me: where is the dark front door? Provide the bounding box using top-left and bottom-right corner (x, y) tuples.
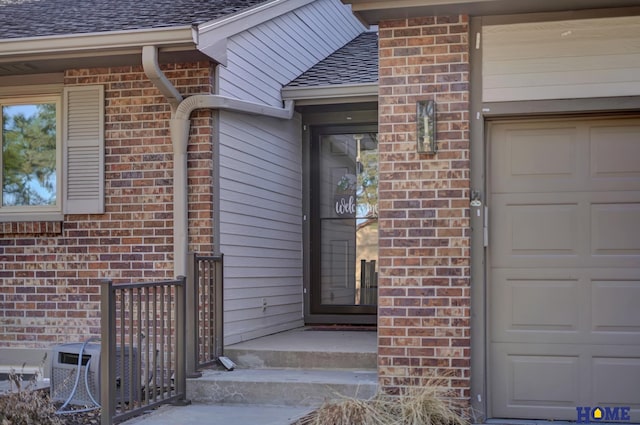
(310, 126), (378, 316)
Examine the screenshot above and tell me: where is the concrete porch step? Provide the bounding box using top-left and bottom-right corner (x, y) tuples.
(225, 346), (377, 370)
(187, 368), (378, 407)
(113, 329), (379, 424)
(224, 328), (377, 370)
(186, 328), (379, 409)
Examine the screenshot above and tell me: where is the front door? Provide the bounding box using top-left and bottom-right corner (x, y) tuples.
(310, 126), (378, 317)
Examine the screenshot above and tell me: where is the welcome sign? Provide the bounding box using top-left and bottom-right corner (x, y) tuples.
(335, 194), (356, 216)
(334, 174), (356, 217)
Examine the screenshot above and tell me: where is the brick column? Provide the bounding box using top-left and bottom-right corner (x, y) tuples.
(377, 16), (471, 401)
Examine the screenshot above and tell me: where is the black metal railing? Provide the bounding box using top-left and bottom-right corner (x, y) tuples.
(99, 253), (223, 424)
(186, 253), (224, 376)
(100, 277), (186, 425)
(99, 254), (224, 425)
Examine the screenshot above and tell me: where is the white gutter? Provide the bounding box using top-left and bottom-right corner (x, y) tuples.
(142, 45), (294, 277)
(343, 0), (640, 23)
(281, 82), (378, 105)
(0, 26), (197, 60)
(174, 95), (294, 121)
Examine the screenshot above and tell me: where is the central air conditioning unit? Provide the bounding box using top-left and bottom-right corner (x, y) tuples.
(51, 342), (139, 406)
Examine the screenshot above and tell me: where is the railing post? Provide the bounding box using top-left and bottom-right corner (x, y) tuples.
(215, 254), (224, 358)
(100, 279), (116, 425)
(175, 275), (187, 401)
(185, 253), (201, 378)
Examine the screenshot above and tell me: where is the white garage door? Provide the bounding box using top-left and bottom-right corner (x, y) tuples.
(488, 116), (640, 421)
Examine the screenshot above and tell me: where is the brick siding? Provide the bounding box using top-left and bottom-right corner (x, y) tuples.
(0, 62), (215, 348)
(377, 16), (471, 400)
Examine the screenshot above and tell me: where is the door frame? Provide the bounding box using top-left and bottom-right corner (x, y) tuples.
(469, 12), (640, 421)
(309, 124), (378, 316)
(300, 105), (378, 325)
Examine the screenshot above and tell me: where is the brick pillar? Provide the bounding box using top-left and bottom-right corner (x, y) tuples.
(377, 15), (471, 401)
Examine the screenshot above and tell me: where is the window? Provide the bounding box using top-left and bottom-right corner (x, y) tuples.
(1, 97), (62, 215)
(0, 85), (105, 221)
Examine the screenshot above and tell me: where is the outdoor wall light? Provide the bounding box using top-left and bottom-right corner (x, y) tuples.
(416, 99), (437, 154)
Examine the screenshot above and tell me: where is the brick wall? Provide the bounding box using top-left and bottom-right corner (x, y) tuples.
(377, 16), (471, 400)
(0, 62), (215, 348)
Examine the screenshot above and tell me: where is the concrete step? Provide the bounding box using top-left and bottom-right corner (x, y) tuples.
(225, 346), (377, 370)
(187, 368), (378, 407)
(224, 328), (377, 370)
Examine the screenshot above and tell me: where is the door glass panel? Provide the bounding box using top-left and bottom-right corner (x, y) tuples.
(318, 132), (378, 307)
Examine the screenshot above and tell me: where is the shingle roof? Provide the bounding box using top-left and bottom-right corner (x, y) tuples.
(287, 31), (378, 87)
(0, 0), (269, 39)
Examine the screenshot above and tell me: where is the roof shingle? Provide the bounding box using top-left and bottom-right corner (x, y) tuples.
(286, 31), (378, 87)
(0, 0), (269, 39)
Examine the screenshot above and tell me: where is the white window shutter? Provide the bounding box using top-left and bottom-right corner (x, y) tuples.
(63, 85), (105, 215)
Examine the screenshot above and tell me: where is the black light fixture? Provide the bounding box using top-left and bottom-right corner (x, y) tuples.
(416, 99), (437, 154)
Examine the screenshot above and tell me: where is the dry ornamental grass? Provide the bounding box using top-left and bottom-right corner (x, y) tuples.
(0, 364), (100, 425)
(0, 371), (63, 425)
(294, 381), (469, 425)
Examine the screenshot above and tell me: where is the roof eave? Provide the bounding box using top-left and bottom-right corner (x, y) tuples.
(282, 82), (378, 106)
(342, 0), (640, 24)
(0, 25), (198, 63)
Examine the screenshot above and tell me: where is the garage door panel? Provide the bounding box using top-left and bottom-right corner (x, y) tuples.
(591, 123), (640, 190)
(492, 345), (640, 421)
(491, 272), (582, 341)
(508, 128), (577, 176)
(491, 344), (583, 420)
(492, 270), (640, 345)
(490, 124), (582, 194)
(510, 204), (579, 253)
(592, 202), (640, 255)
(490, 118), (640, 193)
(510, 355), (579, 405)
(592, 280), (640, 334)
(592, 357), (640, 408)
(491, 194), (586, 268)
(491, 194), (640, 269)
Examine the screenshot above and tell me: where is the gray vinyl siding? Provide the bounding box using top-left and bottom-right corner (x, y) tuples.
(483, 15), (640, 102)
(218, 0), (364, 104)
(218, 0), (364, 344)
(220, 111), (304, 343)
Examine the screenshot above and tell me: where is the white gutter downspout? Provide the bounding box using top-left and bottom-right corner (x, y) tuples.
(142, 45), (294, 277)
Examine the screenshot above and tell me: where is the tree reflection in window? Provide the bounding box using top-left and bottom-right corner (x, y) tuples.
(356, 133), (378, 222)
(2, 103), (57, 207)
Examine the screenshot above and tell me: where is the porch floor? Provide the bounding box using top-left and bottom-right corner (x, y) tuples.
(226, 325), (377, 355)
